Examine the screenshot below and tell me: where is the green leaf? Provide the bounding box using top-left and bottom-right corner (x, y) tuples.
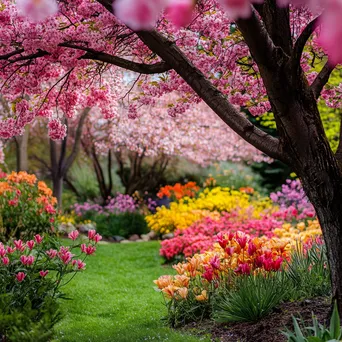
(329, 301), (341, 339)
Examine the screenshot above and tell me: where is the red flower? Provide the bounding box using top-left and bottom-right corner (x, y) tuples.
(39, 270), (49, 277)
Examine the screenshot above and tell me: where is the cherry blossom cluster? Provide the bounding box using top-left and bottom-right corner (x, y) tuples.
(0, 0), (339, 143)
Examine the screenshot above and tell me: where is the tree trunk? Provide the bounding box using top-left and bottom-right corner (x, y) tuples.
(298, 161), (342, 311)
(14, 126), (30, 172)
(52, 176), (64, 209)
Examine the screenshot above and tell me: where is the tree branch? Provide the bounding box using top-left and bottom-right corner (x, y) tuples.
(62, 107), (91, 175)
(311, 60), (336, 99)
(135, 30), (285, 161)
(236, 8), (277, 69)
(292, 16), (320, 69)
(59, 42), (171, 74)
(0, 49), (25, 60)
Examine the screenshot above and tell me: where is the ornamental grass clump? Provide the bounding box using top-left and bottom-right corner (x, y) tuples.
(0, 229), (102, 341)
(0, 171), (58, 242)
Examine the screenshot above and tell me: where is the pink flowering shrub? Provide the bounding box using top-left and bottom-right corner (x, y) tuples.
(160, 213), (282, 260)
(0, 230), (101, 341)
(74, 193), (137, 217)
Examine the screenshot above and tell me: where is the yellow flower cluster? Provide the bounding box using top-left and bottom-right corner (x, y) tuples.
(273, 220), (322, 243)
(146, 187), (276, 234)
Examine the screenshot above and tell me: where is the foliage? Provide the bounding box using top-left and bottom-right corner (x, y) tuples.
(283, 301), (341, 342)
(69, 164), (100, 202)
(202, 162), (264, 194)
(285, 240), (331, 300)
(0, 171), (58, 242)
(214, 272), (288, 322)
(0, 230), (101, 341)
(92, 212), (148, 238)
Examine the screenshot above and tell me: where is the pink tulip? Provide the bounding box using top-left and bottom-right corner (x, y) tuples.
(26, 240), (35, 250)
(76, 259), (86, 270)
(81, 244), (96, 255)
(34, 234), (43, 244)
(209, 255), (221, 270)
(14, 240), (25, 252)
(20, 255), (35, 266)
(2, 257), (9, 265)
(0, 248), (6, 258)
(88, 230), (96, 240)
(94, 233), (102, 243)
(58, 251), (73, 265)
(247, 242), (257, 256)
(39, 270), (49, 277)
(16, 272), (26, 282)
(46, 249), (57, 258)
(6, 246), (15, 254)
(68, 230), (79, 241)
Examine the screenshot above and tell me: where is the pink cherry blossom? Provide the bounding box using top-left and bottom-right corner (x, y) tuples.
(16, 0), (58, 22)
(218, 0), (252, 19)
(113, 0), (167, 30)
(165, 0), (194, 28)
(39, 270), (49, 277)
(48, 119), (67, 141)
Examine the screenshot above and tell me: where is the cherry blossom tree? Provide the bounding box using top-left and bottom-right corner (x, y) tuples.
(1, 0), (342, 309)
(84, 89), (268, 196)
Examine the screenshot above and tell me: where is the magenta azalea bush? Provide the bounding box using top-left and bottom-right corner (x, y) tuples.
(0, 230), (101, 341)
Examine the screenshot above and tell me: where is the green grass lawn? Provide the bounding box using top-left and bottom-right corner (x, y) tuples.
(53, 241), (210, 342)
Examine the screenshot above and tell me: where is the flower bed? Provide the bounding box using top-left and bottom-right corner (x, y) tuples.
(160, 213), (282, 260)
(146, 186), (275, 234)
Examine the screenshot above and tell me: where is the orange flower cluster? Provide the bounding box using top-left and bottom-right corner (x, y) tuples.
(154, 231), (290, 302)
(239, 187), (255, 194)
(6, 171), (37, 185)
(157, 182), (200, 200)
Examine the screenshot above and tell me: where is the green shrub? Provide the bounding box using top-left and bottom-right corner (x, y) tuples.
(283, 301), (341, 342)
(213, 272), (289, 323)
(94, 212), (149, 238)
(0, 295), (61, 342)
